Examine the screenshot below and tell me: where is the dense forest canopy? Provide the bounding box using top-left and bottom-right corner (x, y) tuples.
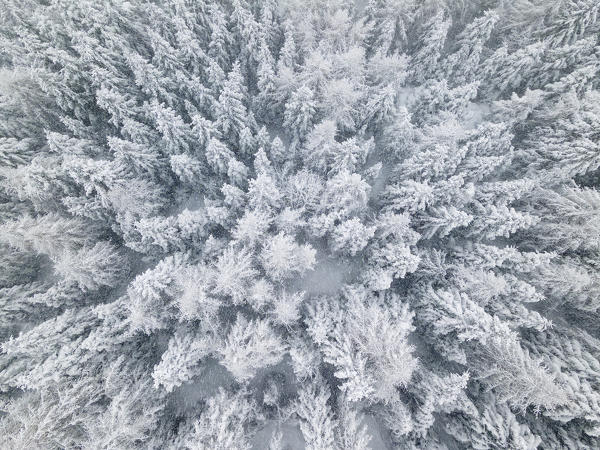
(0, 0), (600, 448)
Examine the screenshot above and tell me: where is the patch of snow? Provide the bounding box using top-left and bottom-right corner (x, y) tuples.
(294, 254), (355, 295)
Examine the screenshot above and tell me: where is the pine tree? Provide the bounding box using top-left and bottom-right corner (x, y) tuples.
(254, 37), (278, 122)
(152, 327), (214, 392)
(208, 3), (233, 70)
(0, 214), (93, 257)
(126, 253), (187, 334)
(320, 170), (371, 218)
(52, 241), (127, 292)
(260, 232), (316, 282)
(471, 321), (567, 414)
(216, 62), (253, 143)
(212, 246), (257, 304)
(409, 11), (451, 84)
(363, 0), (417, 55)
(440, 11), (499, 86)
(540, 0), (600, 48)
(283, 86), (317, 144)
(220, 314), (285, 382)
(330, 217), (376, 256)
(183, 388), (257, 450)
(522, 90), (600, 180)
(295, 382), (337, 450)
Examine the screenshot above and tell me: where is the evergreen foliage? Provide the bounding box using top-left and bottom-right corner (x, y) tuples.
(1, 0), (599, 448)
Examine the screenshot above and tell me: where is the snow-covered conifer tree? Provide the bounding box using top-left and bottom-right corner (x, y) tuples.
(0, 0), (599, 447)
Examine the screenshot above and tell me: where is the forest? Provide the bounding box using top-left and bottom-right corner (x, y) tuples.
(0, 0), (600, 448)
